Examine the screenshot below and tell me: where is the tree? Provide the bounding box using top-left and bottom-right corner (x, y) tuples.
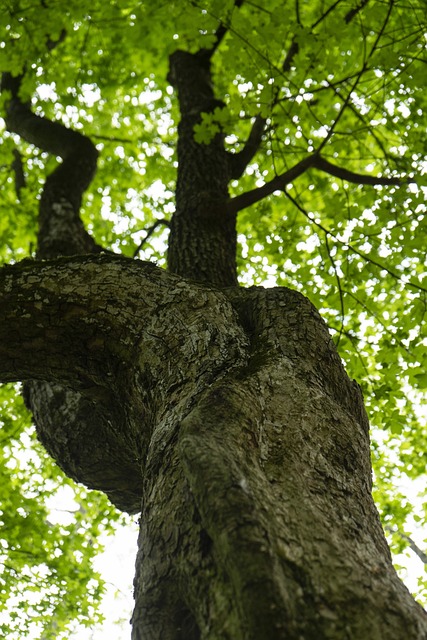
(1, 0), (426, 638)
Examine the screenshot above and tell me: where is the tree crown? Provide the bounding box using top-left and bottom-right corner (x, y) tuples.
(1, 0), (426, 636)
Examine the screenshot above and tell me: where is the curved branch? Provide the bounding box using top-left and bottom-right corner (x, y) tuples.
(1, 71), (100, 258)
(0, 254), (166, 513)
(2, 72), (95, 166)
(385, 525), (427, 566)
(0, 255), (131, 390)
(0, 254), (248, 512)
(228, 154), (315, 213)
(313, 156), (408, 186)
(1, 40), (129, 513)
(229, 115), (267, 179)
(133, 219), (170, 258)
(228, 149), (412, 214)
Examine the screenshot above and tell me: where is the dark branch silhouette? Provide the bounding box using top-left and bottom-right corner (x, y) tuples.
(229, 115), (267, 179)
(12, 148), (26, 198)
(2, 70), (100, 257)
(133, 219), (171, 258)
(228, 155), (314, 213)
(205, 0), (245, 57)
(314, 156), (408, 186)
(385, 526), (427, 566)
(228, 151), (409, 214)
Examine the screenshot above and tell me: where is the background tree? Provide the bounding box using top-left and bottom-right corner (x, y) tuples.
(0, 1), (426, 638)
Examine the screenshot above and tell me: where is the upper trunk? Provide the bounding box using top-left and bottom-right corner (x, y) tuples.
(167, 50), (237, 287)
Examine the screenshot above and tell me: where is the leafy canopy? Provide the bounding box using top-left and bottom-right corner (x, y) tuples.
(0, 0), (426, 636)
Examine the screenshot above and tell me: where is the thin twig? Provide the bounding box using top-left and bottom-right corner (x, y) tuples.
(317, 0), (395, 154)
(284, 190), (427, 294)
(325, 234), (345, 346)
(385, 525), (427, 566)
(132, 219), (170, 258)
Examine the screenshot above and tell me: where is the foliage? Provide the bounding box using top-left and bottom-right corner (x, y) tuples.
(0, 384), (127, 639)
(0, 0), (426, 635)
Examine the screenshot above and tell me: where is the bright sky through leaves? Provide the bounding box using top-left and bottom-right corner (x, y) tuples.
(0, 0), (426, 636)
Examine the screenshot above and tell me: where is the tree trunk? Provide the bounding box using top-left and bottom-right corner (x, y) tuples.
(1, 258), (426, 639)
(167, 50), (237, 287)
(2, 41), (427, 640)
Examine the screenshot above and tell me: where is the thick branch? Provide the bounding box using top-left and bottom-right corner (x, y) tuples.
(0, 255), (140, 392)
(0, 254), (169, 513)
(1, 71), (100, 257)
(2, 72), (96, 165)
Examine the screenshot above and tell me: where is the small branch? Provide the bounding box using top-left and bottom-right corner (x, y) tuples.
(229, 116), (267, 179)
(295, 0), (302, 25)
(317, 0), (395, 154)
(284, 190), (427, 294)
(230, 0), (372, 176)
(344, 0), (370, 24)
(324, 234), (345, 347)
(133, 219), (170, 258)
(282, 39), (299, 73)
(313, 156), (409, 186)
(311, 0), (344, 28)
(91, 134), (134, 144)
(327, 81), (391, 160)
(385, 525), (427, 566)
(282, 1), (345, 73)
(12, 148), (26, 198)
(345, 290), (411, 354)
(204, 0), (245, 58)
(228, 154), (315, 214)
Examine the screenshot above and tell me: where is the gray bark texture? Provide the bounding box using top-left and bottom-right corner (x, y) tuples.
(1, 27), (427, 640)
(1, 257), (427, 639)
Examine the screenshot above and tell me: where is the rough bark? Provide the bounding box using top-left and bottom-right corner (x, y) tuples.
(167, 50), (237, 287)
(1, 258), (426, 638)
(1, 20), (427, 640)
(1, 70), (127, 508)
(133, 283), (427, 640)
